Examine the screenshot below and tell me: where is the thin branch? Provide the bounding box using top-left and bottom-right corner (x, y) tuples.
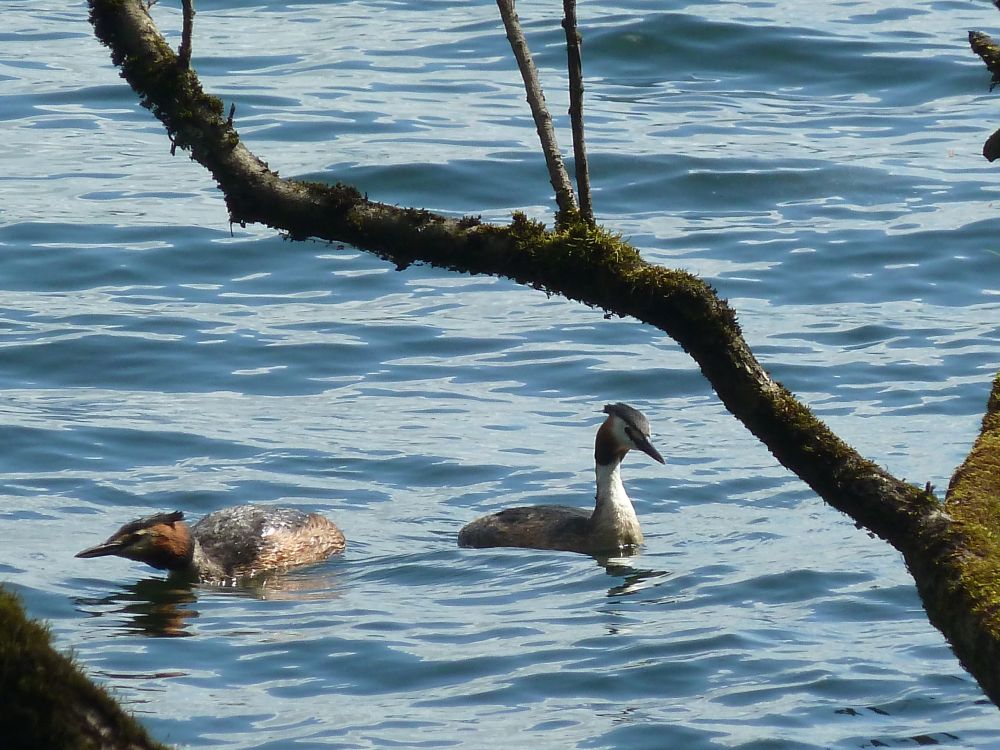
(562, 0), (593, 224)
(178, 0), (194, 69)
(496, 0), (578, 220)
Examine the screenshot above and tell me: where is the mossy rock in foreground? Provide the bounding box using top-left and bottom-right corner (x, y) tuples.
(0, 585), (169, 750)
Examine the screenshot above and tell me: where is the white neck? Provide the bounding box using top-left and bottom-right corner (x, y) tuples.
(590, 458), (643, 547)
(190, 540), (225, 582)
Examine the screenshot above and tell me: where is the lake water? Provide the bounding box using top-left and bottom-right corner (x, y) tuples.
(3, 0), (1000, 747)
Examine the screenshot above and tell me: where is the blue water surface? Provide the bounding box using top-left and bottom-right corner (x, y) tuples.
(2, 0), (1000, 748)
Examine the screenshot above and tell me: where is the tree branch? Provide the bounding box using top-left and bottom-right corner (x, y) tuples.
(88, 0), (1000, 707)
(562, 0), (593, 224)
(178, 0), (194, 70)
(969, 30), (1000, 161)
(935, 373), (1000, 694)
(495, 0), (578, 220)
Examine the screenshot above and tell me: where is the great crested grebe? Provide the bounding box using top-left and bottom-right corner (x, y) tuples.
(76, 504), (345, 582)
(458, 403), (664, 554)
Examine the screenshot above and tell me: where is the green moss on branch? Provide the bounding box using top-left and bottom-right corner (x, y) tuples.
(946, 373), (1000, 637)
(970, 30), (1000, 85)
(0, 586), (170, 750)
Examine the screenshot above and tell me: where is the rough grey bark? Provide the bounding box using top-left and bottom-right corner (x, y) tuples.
(82, 0), (1000, 710)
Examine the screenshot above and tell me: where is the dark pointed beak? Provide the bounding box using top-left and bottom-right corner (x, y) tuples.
(75, 538), (125, 559)
(634, 435), (665, 464)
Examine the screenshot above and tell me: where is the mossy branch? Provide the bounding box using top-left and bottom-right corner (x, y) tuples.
(970, 30), (1000, 85)
(86, 0), (1000, 707)
(968, 30), (1000, 160)
(0, 586), (171, 750)
(946, 373), (1000, 618)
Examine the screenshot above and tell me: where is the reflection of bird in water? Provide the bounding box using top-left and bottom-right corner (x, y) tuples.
(75, 570), (345, 637)
(458, 403), (665, 554)
(601, 558), (671, 598)
(76, 505), (344, 583)
(74, 578), (200, 638)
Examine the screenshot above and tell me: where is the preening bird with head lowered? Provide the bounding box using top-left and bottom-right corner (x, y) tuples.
(76, 504), (345, 583)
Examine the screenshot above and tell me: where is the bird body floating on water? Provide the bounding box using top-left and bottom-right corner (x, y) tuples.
(76, 504), (345, 583)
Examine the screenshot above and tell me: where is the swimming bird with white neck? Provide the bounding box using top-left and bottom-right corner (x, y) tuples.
(458, 403), (664, 554)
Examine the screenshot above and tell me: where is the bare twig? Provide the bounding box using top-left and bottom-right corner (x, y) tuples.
(562, 0), (593, 224)
(496, 0), (578, 220)
(178, 0), (194, 69)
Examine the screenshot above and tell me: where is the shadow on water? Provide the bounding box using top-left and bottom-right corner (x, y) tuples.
(73, 566), (344, 637)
